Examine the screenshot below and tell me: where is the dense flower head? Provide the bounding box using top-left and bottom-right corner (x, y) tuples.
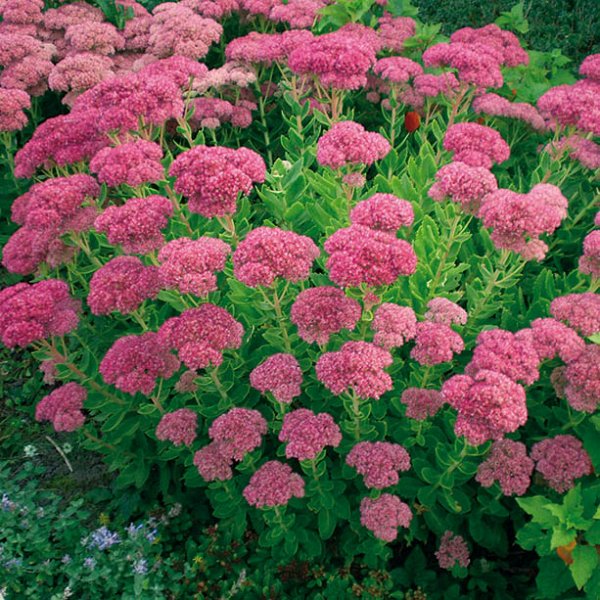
(0, 280), (80, 348)
(442, 370), (528, 445)
(226, 29), (312, 65)
(550, 293), (600, 336)
(99, 332), (180, 396)
(183, 0), (240, 19)
(559, 345), (600, 413)
(190, 97), (254, 129)
(376, 14), (415, 52)
(0, 0), (43, 25)
(0, 39), (55, 96)
(158, 304), (244, 370)
(350, 194), (414, 233)
(425, 297), (468, 326)
(42, 2), (104, 31)
(63, 21), (124, 55)
(531, 435), (592, 493)
(139, 55), (208, 88)
(476, 439), (534, 496)
(360, 494), (412, 542)
(250, 353), (303, 404)
(316, 341), (393, 400)
(580, 230), (600, 278)
(148, 4), (222, 60)
(528, 318), (585, 364)
(157, 237), (230, 296)
(243, 460), (305, 507)
(233, 226), (319, 287)
(429, 161), (498, 214)
(48, 53), (114, 96)
(193, 441), (234, 481)
(478, 184), (568, 261)
(209, 407), (267, 460)
(436, 531), (470, 570)
(466, 328), (540, 385)
(88, 256), (161, 316)
(472, 93), (545, 130)
(156, 409), (197, 446)
(317, 121), (391, 169)
(0, 87), (30, 131)
(413, 72), (460, 98)
(443, 122), (510, 169)
(324, 225), (417, 288)
(193, 61), (256, 93)
(269, 0), (328, 29)
(279, 409), (342, 460)
(411, 321), (464, 366)
(373, 57), (423, 84)
(35, 382), (86, 432)
(551, 135), (600, 171)
(580, 53), (600, 81)
(175, 370), (199, 393)
(95, 195), (173, 255)
(169, 145), (266, 217)
(400, 387), (444, 421)
(90, 141), (164, 188)
(290, 287), (361, 345)
(346, 441), (410, 489)
(371, 303), (417, 350)
(288, 29), (377, 90)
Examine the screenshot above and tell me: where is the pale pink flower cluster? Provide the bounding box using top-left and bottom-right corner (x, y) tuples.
(190, 97), (254, 129)
(290, 287), (361, 345)
(159, 304), (243, 370)
(95, 195), (173, 255)
(371, 303), (417, 350)
(169, 145), (266, 217)
(316, 341), (393, 400)
(317, 121), (391, 169)
(193, 440), (235, 481)
(249, 353), (303, 404)
(225, 30), (313, 65)
(49, 53), (115, 99)
(475, 439), (534, 496)
(478, 184), (568, 261)
(580, 230), (600, 278)
(553, 136), (600, 171)
(373, 57), (423, 84)
(472, 93), (545, 130)
(157, 237), (230, 296)
(442, 370), (528, 445)
(88, 256), (160, 315)
(0, 280), (80, 348)
(531, 435), (592, 493)
(346, 441), (410, 489)
(376, 14), (415, 52)
(324, 225), (417, 288)
(557, 345), (600, 413)
(443, 123), (510, 169)
(550, 292), (600, 336)
(413, 73), (460, 98)
(0, 87), (30, 131)
(182, 0), (239, 19)
(350, 194), (414, 234)
(63, 21), (124, 56)
(243, 461), (305, 507)
(424, 297), (468, 326)
(233, 226), (319, 287)
(400, 388), (444, 421)
(360, 494), (412, 542)
(410, 322), (464, 366)
(269, 0), (328, 29)
(99, 332), (180, 396)
(528, 318), (585, 364)
(428, 161), (498, 214)
(279, 409), (341, 460)
(156, 409), (198, 447)
(175, 370), (199, 393)
(0, 0), (44, 26)
(35, 382), (86, 432)
(436, 531), (470, 569)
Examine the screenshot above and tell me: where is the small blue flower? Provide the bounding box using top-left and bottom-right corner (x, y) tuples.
(83, 557), (96, 570)
(132, 558), (148, 575)
(88, 526), (121, 551)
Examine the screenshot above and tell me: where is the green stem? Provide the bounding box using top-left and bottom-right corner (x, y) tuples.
(209, 368), (228, 403)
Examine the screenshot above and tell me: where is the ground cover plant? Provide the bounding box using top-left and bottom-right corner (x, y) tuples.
(0, 0), (599, 597)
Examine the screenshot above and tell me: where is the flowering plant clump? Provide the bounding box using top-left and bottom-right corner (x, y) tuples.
(1, 2), (599, 597)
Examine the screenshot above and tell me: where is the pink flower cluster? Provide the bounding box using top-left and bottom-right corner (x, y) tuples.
(376, 14), (416, 52)
(0, 88), (30, 131)
(0, 280), (80, 348)
(95, 195), (173, 255)
(556, 345), (600, 413)
(373, 57), (423, 84)
(436, 531), (470, 570)
(225, 30), (313, 65)
(443, 123), (510, 169)
(35, 382), (86, 432)
(442, 370), (528, 445)
(400, 387), (444, 421)
(410, 322), (464, 366)
(190, 97), (254, 129)
(475, 439), (534, 496)
(155, 408), (198, 447)
(424, 297), (468, 326)
(157, 237), (230, 297)
(550, 292), (600, 336)
(472, 93), (545, 130)
(478, 184), (568, 261)
(413, 73), (460, 98)
(279, 409), (341, 460)
(233, 226), (319, 287)
(360, 494), (412, 542)
(553, 136), (600, 171)
(243, 460), (305, 507)
(159, 304), (243, 370)
(169, 145), (266, 217)
(346, 441), (410, 489)
(250, 353), (303, 404)
(531, 435), (592, 493)
(290, 287), (361, 345)
(88, 256), (160, 315)
(580, 227), (600, 278)
(99, 332), (180, 396)
(316, 341), (393, 400)
(371, 303), (417, 350)
(349, 194), (414, 234)
(528, 318), (585, 364)
(324, 225), (417, 288)
(48, 53), (115, 98)
(317, 121), (391, 169)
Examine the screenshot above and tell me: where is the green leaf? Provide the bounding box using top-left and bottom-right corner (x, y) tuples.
(550, 526), (576, 550)
(516, 496), (556, 526)
(570, 545), (599, 590)
(318, 509), (336, 541)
